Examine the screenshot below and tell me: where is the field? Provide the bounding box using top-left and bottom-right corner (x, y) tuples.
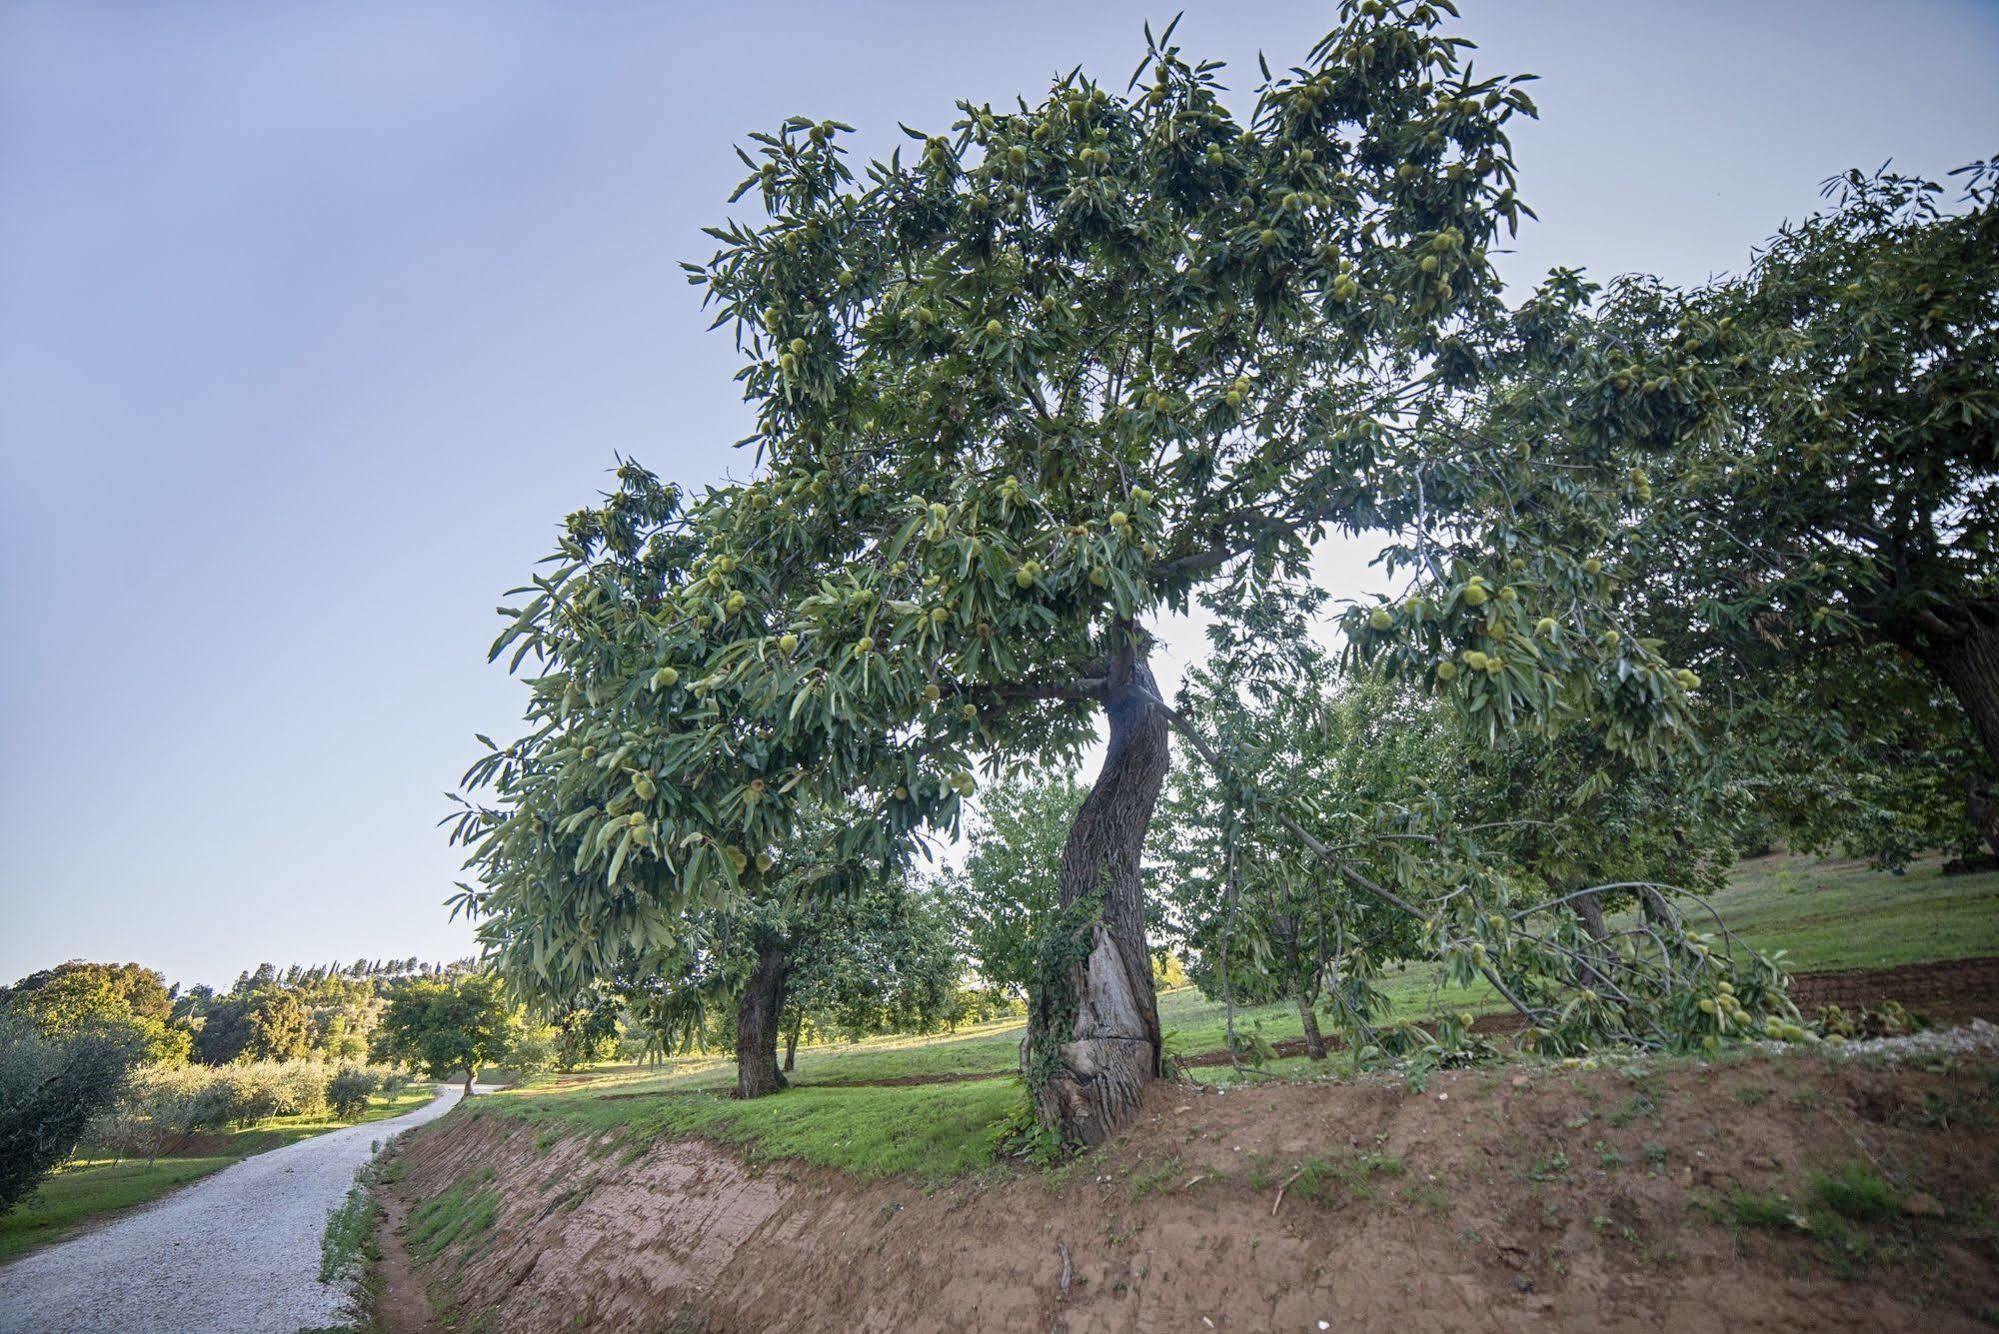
(0, 1083), (436, 1262)
(463, 853), (1999, 1183)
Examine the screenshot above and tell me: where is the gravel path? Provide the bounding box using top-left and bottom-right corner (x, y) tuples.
(0, 1084), (471, 1333)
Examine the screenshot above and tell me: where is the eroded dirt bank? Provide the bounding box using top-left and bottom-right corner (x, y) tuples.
(382, 1042), (1999, 1332)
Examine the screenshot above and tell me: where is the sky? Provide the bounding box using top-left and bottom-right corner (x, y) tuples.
(2, 1), (1995, 990)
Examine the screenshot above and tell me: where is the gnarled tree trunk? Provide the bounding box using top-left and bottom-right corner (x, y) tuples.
(1296, 993), (1328, 1061)
(1912, 613), (1999, 859)
(1024, 660), (1171, 1145)
(736, 940), (790, 1099)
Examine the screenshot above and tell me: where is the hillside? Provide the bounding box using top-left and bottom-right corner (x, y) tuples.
(384, 1028), (1999, 1331)
(367, 853), (1999, 1330)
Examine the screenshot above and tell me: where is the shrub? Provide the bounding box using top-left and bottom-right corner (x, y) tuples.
(504, 1025), (558, 1084)
(217, 1063), (293, 1124)
(279, 1062), (331, 1120)
(328, 1066), (378, 1120)
(94, 1063), (232, 1160)
(0, 1014), (139, 1214)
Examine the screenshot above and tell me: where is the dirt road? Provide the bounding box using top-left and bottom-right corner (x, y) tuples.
(0, 1085), (465, 1333)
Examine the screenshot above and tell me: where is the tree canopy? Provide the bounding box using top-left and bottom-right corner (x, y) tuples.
(455, 2), (1756, 1139)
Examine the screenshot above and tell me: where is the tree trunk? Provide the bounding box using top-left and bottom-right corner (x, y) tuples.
(1639, 886), (1680, 934)
(782, 1011), (802, 1073)
(1024, 659), (1171, 1145)
(1567, 886), (1617, 990)
(1917, 614), (1999, 769)
(1296, 993), (1328, 1061)
(1570, 889), (1608, 942)
(462, 1067), (476, 1098)
(1909, 616), (1999, 859)
(736, 940), (790, 1099)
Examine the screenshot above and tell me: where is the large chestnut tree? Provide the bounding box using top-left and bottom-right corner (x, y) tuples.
(454, 2), (1716, 1141)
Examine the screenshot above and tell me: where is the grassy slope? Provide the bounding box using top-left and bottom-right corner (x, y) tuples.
(0, 1085), (436, 1263)
(474, 853), (1999, 1180)
(1699, 852), (1999, 971)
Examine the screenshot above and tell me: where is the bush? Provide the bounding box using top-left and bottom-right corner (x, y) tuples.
(279, 1062), (330, 1120)
(217, 1061), (332, 1124)
(505, 1025), (558, 1083)
(0, 1015), (140, 1214)
(94, 1063), (232, 1159)
(327, 1066), (378, 1119)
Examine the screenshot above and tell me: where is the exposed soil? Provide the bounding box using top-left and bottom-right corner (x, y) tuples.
(383, 1041), (1999, 1332)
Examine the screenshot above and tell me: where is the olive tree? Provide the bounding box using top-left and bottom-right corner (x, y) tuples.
(454, 2), (1714, 1142)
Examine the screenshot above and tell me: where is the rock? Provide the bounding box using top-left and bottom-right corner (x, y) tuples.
(1900, 1191), (1946, 1219)
(1513, 1274), (1534, 1293)
(1746, 1154), (1779, 1171)
(1497, 1245), (1529, 1271)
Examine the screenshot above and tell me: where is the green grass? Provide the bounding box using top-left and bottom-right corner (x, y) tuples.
(1690, 853), (1999, 972)
(465, 851), (1999, 1187)
(471, 1075), (1019, 1181)
(1289, 1150), (1405, 1206)
(0, 1084), (438, 1264)
(183, 1084), (438, 1158)
(319, 1172), (380, 1284)
(0, 1158), (235, 1262)
(1811, 1161), (1903, 1222)
(408, 1168), (500, 1262)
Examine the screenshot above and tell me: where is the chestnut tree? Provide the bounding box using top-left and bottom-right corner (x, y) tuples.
(453, 2), (1717, 1142)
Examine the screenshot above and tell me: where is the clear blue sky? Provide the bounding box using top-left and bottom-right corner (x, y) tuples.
(3, 1), (1995, 990)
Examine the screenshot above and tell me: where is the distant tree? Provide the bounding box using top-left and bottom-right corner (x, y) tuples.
(781, 881), (964, 1068)
(552, 999), (622, 1072)
(373, 976), (516, 1095)
(0, 962), (189, 1065)
(244, 990), (311, 1062)
(194, 989), (311, 1065)
(943, 778), (1084, 1002)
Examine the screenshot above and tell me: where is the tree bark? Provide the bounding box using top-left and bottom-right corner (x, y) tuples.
(1296, 993), (1328, 1061)
(462, 1067), (476, 1098)
(736, 941), (790, 1099)
(1913, 615), (1999, 858)
(782, 1011), (802, 1073)
(1917, 613), (1999, 769)
(1566, 886), (1618, 990)
(1024, 659), (1171, 1145)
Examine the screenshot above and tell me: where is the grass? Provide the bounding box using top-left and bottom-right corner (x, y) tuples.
(465, 851), (1999, 1186)
(1722, 1160), (1913, 1278)
(471, 1075), (1019, 1181)
(1696, 852), (1999, 972)
(0, 1158), (236, 1262)
(319, 1169), (381, 1284)
(1289, 1151), (1405, 1206)
(0, 1083), (437, 1264)
(1812, 1161), (1903, 1222)
(407, 1168), (500, 1262)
